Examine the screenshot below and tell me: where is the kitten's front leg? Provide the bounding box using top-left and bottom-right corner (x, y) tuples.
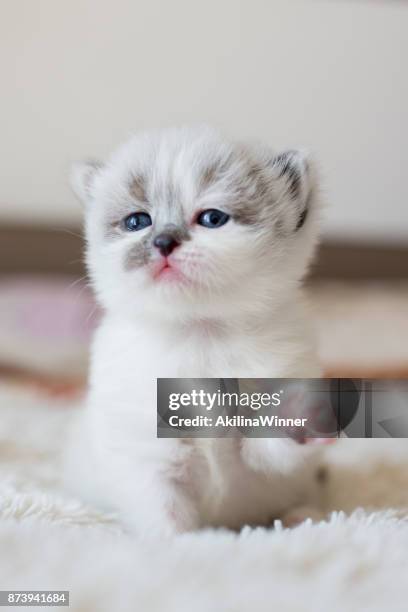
(100, 437), (201, 538)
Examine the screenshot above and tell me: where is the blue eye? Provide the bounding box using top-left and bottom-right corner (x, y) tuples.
(197, 209), (230, 228)
(124, 212), (152, 231)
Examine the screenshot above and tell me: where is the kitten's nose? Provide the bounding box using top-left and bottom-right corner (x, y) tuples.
(153, 233), (180, 257)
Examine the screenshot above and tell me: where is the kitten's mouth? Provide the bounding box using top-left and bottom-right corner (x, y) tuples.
(151, 259), (185, 283)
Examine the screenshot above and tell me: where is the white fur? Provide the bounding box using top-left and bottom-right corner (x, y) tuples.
(67, 126), (324, 536)
(4, 381), (408, 612)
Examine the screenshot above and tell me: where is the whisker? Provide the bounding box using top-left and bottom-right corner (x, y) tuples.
(51, 227), (84, 241)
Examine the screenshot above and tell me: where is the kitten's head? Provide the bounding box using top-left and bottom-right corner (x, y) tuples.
(72, 126), (321, 321)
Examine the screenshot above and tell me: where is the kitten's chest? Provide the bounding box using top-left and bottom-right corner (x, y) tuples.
(151, 322), (285, 378)
(138, 329), (259, 378)
(94, 317), (281, 381)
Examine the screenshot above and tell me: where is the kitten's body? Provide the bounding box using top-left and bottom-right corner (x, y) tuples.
(67, 126), (323, 536)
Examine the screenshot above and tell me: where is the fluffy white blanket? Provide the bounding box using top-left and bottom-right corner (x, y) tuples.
(1, 382), (408, 612)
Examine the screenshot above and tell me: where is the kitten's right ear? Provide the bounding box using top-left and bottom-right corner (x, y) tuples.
(70, 160), (103, 204)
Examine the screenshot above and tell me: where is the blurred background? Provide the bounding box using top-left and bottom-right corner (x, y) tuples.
(0, 0), (407, 390)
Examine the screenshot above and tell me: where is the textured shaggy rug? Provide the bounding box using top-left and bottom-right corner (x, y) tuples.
(1, 382), (408, 612)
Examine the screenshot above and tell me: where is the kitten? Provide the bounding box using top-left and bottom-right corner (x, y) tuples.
(67, 126), (323, 536)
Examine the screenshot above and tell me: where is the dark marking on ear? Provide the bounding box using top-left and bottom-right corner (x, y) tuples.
(296, 207), (308, 231)
(274, 151), (302, 199)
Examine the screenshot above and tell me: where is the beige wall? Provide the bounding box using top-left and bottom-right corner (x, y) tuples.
(1, 0), (407, 243)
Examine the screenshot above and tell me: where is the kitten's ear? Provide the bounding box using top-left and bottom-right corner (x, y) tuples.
(70, 160), (103, 204)
(271, 149), (316, 230)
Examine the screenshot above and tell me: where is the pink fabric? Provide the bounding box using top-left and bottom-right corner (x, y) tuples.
(0, 277), (98, 343)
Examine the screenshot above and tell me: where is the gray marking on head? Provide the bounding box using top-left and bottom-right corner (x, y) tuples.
(203, 147), (274, 228)
(199, 158), (231, 193)
(105, 213), (150, 241)
(104, 175), (150, 241)
(228, 148), (311, 235)
(155, 223), (191, 244)
(199, 163), (219, 192)
(124, 223), (191, 271)
(199, 151), (239, 195)
(231, 160), (275, 226)
(197, 148), (274, 227)
(129, 175), (148, 203)
(124, 234), (153, 270)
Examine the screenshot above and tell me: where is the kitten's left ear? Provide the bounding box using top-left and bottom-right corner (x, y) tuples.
(70, 160), (103, 204)
(272, 150), (315, 231)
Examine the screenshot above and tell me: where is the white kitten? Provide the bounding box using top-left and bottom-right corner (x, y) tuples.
(67, 126), (324, 536)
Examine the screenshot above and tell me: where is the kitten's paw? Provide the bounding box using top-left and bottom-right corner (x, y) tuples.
(280, 505), (326, 528)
